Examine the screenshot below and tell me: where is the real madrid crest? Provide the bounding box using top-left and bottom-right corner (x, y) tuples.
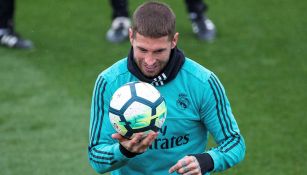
(176, 93), (190, 110)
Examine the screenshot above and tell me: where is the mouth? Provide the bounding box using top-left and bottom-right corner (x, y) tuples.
(144, 64), (158, 72)
(144, 66), (156, 72)
(143, 65), (159, 76)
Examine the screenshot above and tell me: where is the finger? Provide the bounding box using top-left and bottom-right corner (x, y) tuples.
(181, 159), (188, 167)
(111, 133), (127, 142)
(169, 157), (186, 173)
(183, 168), (201, 175)
(169, 156), (197, 174)
(131, 133), (144, 144)
(136, 132), (158, 152)
(168, 163), (181, 173)
(181, 157), (201, 175)
(178, 163), (199, 174)
(190, 156), (201, 172)
(129, 133), (149, 153)
(177, 161), (190, 174)
(141, 132), (158, 146)
(169, 157), (188, 173)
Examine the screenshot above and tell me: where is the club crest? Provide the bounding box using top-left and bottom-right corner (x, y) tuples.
(176, 93), (190, 110)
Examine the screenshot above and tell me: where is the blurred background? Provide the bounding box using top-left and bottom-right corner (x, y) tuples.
(0, 0), (306, 174)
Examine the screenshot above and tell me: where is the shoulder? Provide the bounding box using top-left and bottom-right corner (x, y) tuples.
(180, 58), (213, 83)
(98, 58), (129, 83)
(92, 58), (131, 98)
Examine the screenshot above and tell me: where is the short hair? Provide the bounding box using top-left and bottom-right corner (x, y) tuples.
(131, 1), (176, 40)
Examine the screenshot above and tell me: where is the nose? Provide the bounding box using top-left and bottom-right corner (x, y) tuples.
(144, 53), (156, 66)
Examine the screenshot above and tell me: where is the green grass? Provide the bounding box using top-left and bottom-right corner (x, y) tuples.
(1, 0), (306, 174)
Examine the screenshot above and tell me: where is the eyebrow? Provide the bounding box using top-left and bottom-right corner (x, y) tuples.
(136, 46), (167, 52)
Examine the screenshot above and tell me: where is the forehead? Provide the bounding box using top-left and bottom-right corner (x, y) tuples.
(133, 33), (171, 50)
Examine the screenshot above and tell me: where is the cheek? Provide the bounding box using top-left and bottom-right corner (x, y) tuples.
(157, 52), (171, 63)
(133, 49), (141, 59)
(133, 50), (145, 59)
(133, 52), (145, 66)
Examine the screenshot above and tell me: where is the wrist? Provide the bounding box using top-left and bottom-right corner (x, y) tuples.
(191, 153), (214, 174)
(119, 144), (142, 158)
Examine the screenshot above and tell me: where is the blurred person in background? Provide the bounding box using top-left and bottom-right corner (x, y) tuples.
(106, 0), (216, 43)
(0, 0), (33, 49)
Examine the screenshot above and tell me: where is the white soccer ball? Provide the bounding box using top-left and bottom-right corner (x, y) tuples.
(109, 81), (167, 139)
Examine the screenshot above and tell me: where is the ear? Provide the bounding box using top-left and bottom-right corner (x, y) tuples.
(129, 28), (134, 45)
(171, 32), (179, 49)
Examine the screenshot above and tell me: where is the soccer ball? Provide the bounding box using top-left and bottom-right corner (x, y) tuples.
(109, 81), (167, 139)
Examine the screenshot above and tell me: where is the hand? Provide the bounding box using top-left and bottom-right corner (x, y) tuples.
(169, 156), (201, 175)
(112, 132), (158, 153)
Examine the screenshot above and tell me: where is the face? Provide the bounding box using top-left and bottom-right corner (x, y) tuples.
(129, 29), (179, 78)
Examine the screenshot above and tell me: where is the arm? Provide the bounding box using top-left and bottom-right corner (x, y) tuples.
(168, 73), (245, 175)
(88, 76), (132, 173)
(88, 76), (157, 173)
(196, 73), (246, 173)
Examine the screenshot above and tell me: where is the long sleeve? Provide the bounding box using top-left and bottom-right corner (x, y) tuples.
(200, 73), (246, 173)
(88, 76), (130, 174)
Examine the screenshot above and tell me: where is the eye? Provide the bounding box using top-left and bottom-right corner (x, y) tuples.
(154, 49), (165, 54)
(139, 47), (147, 53)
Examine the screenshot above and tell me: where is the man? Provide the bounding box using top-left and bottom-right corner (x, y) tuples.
(106, 0), (216, 43)
(0, 0), (33, 49)
(89, 1), (245, 175)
